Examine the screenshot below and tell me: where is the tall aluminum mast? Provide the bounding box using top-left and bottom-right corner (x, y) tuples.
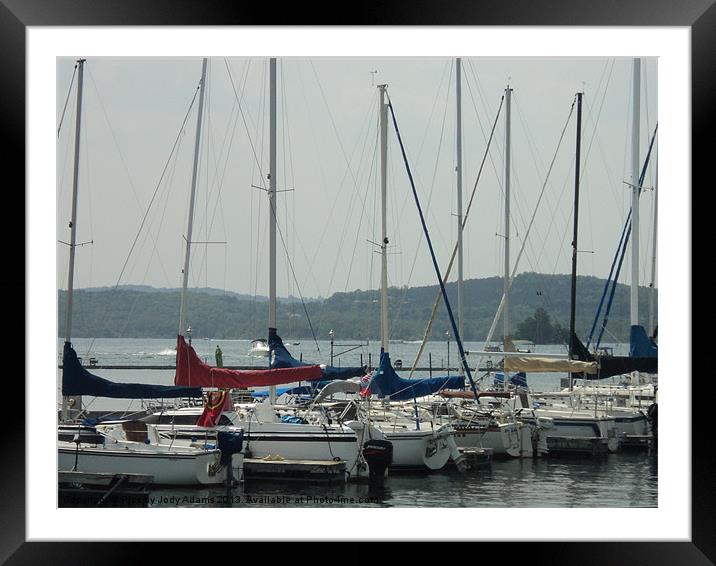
(502, 84), (512, 390)
(268, 58), (278, 404)
(379, 84), (389, 354)
(630, 58), (642, 385)
(178, 58), (208, 339)
(61, 58), (86, 421)
(630, 58), (641, 328)
(568, 92), (584, 391)
(456, 58), (465, 346)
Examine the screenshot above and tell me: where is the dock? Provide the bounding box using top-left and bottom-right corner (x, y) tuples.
(59, 471), (152, 507)
(619, 434), (654, 451)
(243, 457), (347, 483)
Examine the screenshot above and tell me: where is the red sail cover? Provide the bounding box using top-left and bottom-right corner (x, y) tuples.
(174, 335), (322, 387)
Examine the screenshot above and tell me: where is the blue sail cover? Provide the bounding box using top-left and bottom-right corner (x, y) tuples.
(368, 350), (464, 401)
(570, 331), (657, 379)
(250, 381), (333, 398)
(268, 328), (366, 380)
(493, 372), (528, 388)
(629, 325), (658, 358)
(62, 342), (202, 399)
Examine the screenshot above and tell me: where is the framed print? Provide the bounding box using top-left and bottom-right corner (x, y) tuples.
(7, 0), (709, 562)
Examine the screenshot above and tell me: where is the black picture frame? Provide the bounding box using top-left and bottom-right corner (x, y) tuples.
(7, 1), (705, 563)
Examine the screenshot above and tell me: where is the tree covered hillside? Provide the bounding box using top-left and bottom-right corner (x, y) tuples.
(58, 272), (656, 342)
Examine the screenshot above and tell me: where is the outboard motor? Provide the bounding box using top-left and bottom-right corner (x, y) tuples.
(217, 430), (244, 485)
(646, 403), (658, 448)
(362, 439), (393, 481)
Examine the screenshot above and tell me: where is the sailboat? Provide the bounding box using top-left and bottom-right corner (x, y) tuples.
(496, 88), (629, 455)
(436, 83), (621, 455)
(559, 58), (658, 448)
(347, 82), (466, 472)
(149, 57), (383, 481)
(391, 68), (542, 458)
(57, 58), (245, 486)
(57, 58), (343, 483)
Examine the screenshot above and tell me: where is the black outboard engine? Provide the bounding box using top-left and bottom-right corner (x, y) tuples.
(362, 439), (393, 481)
(217, 430), (244, 485)
(646, 403), (658, 447)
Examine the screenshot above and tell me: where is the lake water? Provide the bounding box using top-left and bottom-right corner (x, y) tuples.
(58, 337), (656, 508)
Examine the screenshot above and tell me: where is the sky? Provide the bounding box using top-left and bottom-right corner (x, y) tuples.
(56, 56), (658, 300)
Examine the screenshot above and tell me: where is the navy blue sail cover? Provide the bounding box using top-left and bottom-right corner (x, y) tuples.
(62, 342), (202, 399)
(268, 328), (366, 380)
(629, 325), (658, 358)
(368, 350), (464, 401)
(570, 331), (657, 379)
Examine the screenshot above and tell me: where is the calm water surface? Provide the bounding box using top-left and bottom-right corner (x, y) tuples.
(148, 453), (657, 508)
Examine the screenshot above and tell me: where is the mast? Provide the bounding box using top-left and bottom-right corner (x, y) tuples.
(178, 58), (208, 337)
(61, 58), (85, 421)
(568, 92), (584, 391)
(630, 58), (641, 328)
(502, 84), (512, 390)
(648, 154), (658, 336)
(268, 57), (278, 404)
(379, 84), (389, 354)
(630, 58), (641, 384)
(455, 58), (464, 345)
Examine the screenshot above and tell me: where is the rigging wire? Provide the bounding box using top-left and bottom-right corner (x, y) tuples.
(480, 96), (576, 351)
(409, 95), (505, 375)
(295, 60), (334, 291)
(85, 66), (173, 285)
(194, 59), (250, 294)
(251, 60), (268, 336)
(325, 93), (381, 296)
(57, 62), (78, 138)
(84, 78), (202, 352)
(226, 58), (321, 348)
(309, 60), (371, 228)
(343, 96), (380, 292)
(393, 62), (454, 331)
(385, 92), (479, 401)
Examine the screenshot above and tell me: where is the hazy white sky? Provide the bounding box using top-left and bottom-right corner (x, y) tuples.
(56, 56), (658, 299)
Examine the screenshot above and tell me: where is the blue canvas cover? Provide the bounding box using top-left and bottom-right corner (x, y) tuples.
(367, 350), (464, 401)
(268, 328), (366, 380)
(493, 371), (528, 388)
(250, 381), (332, 398)
(62, 342), (202, 399)
(629, 325), (658, 358)
(570, 331), (657, 379)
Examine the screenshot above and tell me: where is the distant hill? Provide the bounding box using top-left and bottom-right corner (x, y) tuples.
(58, 273), (656, 342)
(80, 284), (317, 303)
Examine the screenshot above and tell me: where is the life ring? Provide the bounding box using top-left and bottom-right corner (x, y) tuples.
(205, 390), (226, 410)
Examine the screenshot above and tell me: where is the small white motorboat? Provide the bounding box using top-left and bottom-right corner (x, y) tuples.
(58, 420), (243, 486)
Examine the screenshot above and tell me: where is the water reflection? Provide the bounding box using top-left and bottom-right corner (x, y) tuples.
(147, 452), (656, 508)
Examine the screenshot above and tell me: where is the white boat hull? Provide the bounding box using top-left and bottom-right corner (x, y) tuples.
(521, 410), (619, 453)
(58, 442), (240, 486)
(152, 420), (362, 480)
(452, 422), (522, 458)
(380, 426), (454, 470)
